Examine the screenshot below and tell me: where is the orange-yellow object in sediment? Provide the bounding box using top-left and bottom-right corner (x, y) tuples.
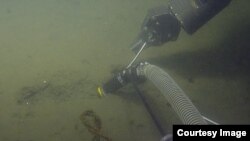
(97, 87), (105, 98)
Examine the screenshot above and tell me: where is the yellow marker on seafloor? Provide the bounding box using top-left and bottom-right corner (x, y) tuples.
(97, 87), (104, 98)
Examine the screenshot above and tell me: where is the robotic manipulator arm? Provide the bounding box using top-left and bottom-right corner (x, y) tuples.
(101, 0), (232, 94)
(132, 0), (232, 53)
(98, 2), (231, 140)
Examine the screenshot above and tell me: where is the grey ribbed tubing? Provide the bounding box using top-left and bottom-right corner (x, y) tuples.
(141, 64), (206, 124)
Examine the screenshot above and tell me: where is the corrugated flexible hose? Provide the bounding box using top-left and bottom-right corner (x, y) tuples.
(141, 64), (207, 124)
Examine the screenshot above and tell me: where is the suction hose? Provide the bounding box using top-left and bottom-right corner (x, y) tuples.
(138, 63), (207, 124)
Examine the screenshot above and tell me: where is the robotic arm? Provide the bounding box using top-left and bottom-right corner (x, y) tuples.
(132, 0), (231, 53)
(101, 0), (232, 94)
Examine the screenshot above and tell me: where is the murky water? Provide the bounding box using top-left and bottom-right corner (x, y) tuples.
(0, 0), (249, 141)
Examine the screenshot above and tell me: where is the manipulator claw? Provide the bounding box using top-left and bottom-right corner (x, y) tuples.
(131, 6), (181, 53)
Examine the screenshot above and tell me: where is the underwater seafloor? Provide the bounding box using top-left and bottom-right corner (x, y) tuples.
(0, 0), (249, 141)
